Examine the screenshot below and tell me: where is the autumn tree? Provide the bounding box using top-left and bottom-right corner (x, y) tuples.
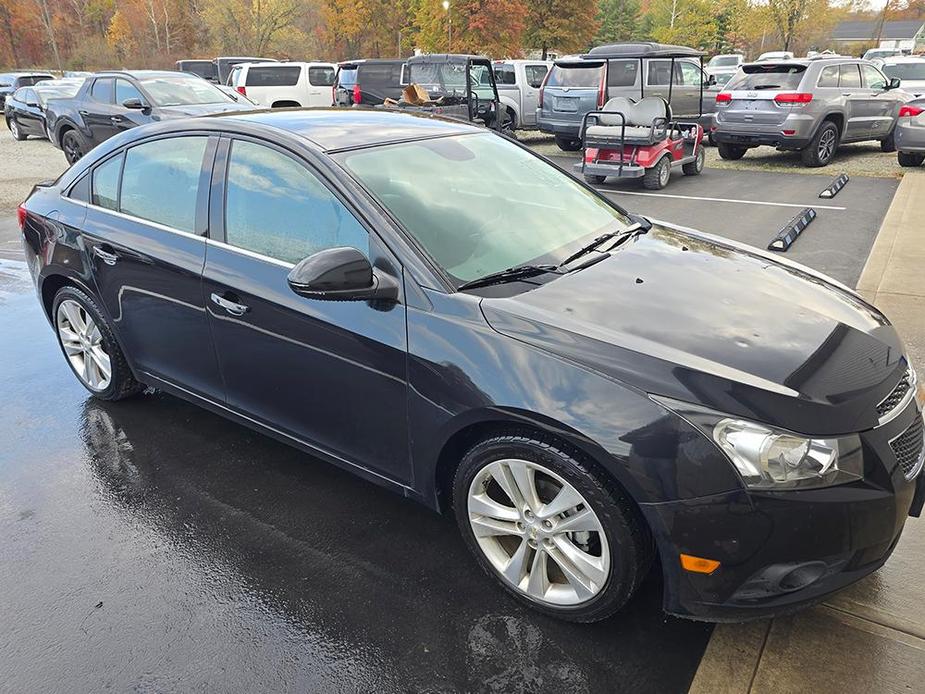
(202, 0), (300, 55)
(525, 0), (599, 58)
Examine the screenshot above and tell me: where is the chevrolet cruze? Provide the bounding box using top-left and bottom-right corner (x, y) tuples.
(19, 109), (924, 622)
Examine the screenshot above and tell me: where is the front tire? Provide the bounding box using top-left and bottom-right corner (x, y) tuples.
(643, 155), (672, 190)
(9, 117), (27, 141)
(898, 151), (925, 167)
(453, 433), (652, 623)
(682, 146), (705, 176)
(52, 286), (142, 400)
(555, 135), (582, 152)
(801, 121), (839, 167)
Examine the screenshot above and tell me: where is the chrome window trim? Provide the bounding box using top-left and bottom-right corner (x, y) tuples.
(878, 368), (918, 427)
(205, 237), (296, 269)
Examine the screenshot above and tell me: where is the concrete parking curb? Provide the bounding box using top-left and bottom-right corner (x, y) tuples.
(688, 170), (925, 694)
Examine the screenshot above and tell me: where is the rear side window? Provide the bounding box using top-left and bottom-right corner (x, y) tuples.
(726, 64), (806, 91)
(647, 61), (673, 86)
(818, 65), (839, 87)
(839, 64), (861, 88)
(90, 78), (114, 104)
(547, 64), (603, 88)
(336, 66), (358, 87)
(120, 137), (208, 233)
(246, 66), (301, 87)
(525, 64), (548, 88)
(224, 140), (368, 264)
(493, 64), (516, 85)
(308, 66), (335, 86)
(92, 154), (122, 211)
(608, 60), (638, 87)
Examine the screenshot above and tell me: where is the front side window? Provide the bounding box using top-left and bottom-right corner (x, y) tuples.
(308, 66), (335, 86)
(224, 140), (368, 264)
(92, 154), (122, 211)
(120, 137), (208, 233)
(338, 133), (631, 285)
(678, 61), (702, 86)
(861, 64), (887, 89)
(115, 79), (144, 105)
(525, 64), (548, 88)
(90, 78), (114, 104)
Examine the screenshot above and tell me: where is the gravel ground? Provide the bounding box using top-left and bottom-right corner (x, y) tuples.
(519, 131), (906, 179)
(0, 127), (68, 211)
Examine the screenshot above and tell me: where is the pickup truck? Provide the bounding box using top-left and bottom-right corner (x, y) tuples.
(491, 60), (552, 131)
(46, 70), (255, 163)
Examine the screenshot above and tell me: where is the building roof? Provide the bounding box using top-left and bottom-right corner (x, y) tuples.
(831, 19), (925, 41)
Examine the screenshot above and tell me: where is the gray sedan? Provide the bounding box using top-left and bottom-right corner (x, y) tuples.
(896, 97), (925, 167)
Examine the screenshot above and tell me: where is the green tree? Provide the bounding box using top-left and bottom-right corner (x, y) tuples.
(595, 0), (641, 44)
(525, 0), (599, 59)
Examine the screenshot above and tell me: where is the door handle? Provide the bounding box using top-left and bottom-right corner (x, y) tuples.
(92, 245), (118, 265)
(110, 115), (123, 123)
(842, 93), (854, 97)
(210, 292), (249, 316)
(78, 109), (89, 116)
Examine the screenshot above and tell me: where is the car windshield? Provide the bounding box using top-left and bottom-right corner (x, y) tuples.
(726, 64), (805, 90)
(547, 64), (603, 88)
(138, 75), (233, 106)
(882, 62), (925, 81)
(709, 56), (740, 67)
(337, 133), (631, 285)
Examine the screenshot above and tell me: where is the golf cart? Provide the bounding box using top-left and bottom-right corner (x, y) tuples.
(575, 43), (709, 190)
(396, 54), (510, 134)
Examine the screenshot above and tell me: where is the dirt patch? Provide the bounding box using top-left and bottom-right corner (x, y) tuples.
(0, 128), (69, 211)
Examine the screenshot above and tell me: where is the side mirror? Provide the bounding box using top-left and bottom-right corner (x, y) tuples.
(26, 99), (39, 107)
(705, 75), (717, 87)
(287, 247), (399, 302)
(122, 97), (150, 111)
(887, 77), (901, 90)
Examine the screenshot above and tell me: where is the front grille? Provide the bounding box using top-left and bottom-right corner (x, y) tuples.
(890, 415), (924, 480)
(878, 371), (914, 419)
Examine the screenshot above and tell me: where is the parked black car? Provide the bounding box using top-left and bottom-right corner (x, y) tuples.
(216, 56), (276, 85)
(19, 110), (924, 623)
(334, 59), (407, 106)
(45, 70), (256, 163)
(4, 79), (83, 140)
(175, 59), (218, 82)
(0, 72), (54, 109)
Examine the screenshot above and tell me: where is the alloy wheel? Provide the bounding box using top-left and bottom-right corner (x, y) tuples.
(9, 119), (19, 138)
(818, 129), (836, 162)
(63, 134), (82, 164)
(56, 299), (112, 391)
(467, 458), (610, 606)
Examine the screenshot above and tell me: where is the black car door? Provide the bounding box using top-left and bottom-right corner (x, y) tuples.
(201, 136), (411, 483)
(12, 89), (44, 136)
(84, 77), (119, 146)
(79, 133), (224, 400)
(113, 78), (155, 133)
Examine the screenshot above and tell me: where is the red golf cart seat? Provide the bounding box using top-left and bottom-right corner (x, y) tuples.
(585, 96), (672, 145)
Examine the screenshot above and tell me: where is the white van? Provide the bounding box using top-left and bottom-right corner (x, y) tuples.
(228, 62), (337, 108)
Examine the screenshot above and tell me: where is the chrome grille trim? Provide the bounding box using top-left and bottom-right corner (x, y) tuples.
(889, 414), (925, 481)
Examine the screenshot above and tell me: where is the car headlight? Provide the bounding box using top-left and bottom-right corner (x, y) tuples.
(653, 397), (863, 490)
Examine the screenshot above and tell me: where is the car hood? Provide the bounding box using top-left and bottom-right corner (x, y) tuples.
(898, 79), (925, 97)
(481, 224), (907, 436)
(156, 102), (255, 118)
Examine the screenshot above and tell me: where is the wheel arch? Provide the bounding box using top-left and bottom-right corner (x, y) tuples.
(39, 273), (93, 322)
(820, 112), (845, 138)
(271, 100), (302, 108)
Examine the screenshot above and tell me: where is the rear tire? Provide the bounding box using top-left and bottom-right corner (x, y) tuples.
(61, 129), (88, 164)
(898, 151), (925, 167)
(452, 433), (652, 623)
(52, 286), (142, 401)
(9, 117), (27, 141)
(584, 174), (606, 184)
(643, 155), (671, 190)
(682, 146), (705, 176)
(717, 143), (747, 160)
(880, 131), (896, 153)
(555, 135), (582, 152)
(800, 121), (839, 167)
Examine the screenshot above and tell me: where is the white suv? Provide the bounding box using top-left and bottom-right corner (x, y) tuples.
(228, 62), (337, 108)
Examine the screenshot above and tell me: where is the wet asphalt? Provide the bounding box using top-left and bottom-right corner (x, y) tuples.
(0, 259), (711, 692)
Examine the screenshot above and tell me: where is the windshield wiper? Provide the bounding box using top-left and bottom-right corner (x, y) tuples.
(457, 264), (559, 291)
(557, 219), (650, 269)
(751, 84), (781, 90)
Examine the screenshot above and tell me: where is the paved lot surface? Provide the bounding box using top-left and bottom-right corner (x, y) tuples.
(0, 261), (711, 692)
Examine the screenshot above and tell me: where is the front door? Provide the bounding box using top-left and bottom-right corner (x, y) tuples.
(82, 134), (224, 399)
(860, 63), (898, 140)
(837, 63), (870, 141)
(201, 137), (411, 483)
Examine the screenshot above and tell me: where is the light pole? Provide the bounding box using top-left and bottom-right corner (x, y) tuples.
(442, 0), (451, 53)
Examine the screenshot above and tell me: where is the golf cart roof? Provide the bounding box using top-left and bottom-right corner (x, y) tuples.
(407, 54), (488, 65)
(582, 42), (705, 59)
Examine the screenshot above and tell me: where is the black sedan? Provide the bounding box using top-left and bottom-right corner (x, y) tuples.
(19, 110), (925, 622)
(45, 70), (255, 163)
(0, 71), (54, 109)
(4, 79), (83, 140)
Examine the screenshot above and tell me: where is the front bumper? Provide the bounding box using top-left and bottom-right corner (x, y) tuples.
(642, 404), (924, 621)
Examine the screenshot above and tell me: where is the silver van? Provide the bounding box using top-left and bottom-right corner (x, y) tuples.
(536, 43), (715, 151)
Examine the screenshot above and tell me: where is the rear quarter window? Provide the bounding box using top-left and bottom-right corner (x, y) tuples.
(246, 66), (301, 87)
(308, 66), (335, 87)
(726, 64), (806, 91)
(547, 64), (603, 88)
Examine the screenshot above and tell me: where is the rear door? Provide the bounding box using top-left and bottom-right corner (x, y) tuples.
(306, 64), (336, 106)
(201, 136), (411, 482)
(81, 134), (223, 399)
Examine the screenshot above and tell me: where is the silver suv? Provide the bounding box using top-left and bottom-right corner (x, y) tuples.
(713, 57), (911, 167)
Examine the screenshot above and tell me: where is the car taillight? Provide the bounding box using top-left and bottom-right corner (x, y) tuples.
(715, 92), (732, 104)
(353, 83), (361, 105)
(597, 71), (606, 109)
(538, 68), (551, 109)
(17, 204), (27, 231)
(774, 92), (813, 104)
(899, 104), (924, 118)
(235, 85), (247, 96)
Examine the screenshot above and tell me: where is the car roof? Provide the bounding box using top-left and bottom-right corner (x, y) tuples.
(215, 108), (479, 151)
(584, 42), (704, 59)
(95, 70), (193, 79)
(407, 54), (487, 64)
